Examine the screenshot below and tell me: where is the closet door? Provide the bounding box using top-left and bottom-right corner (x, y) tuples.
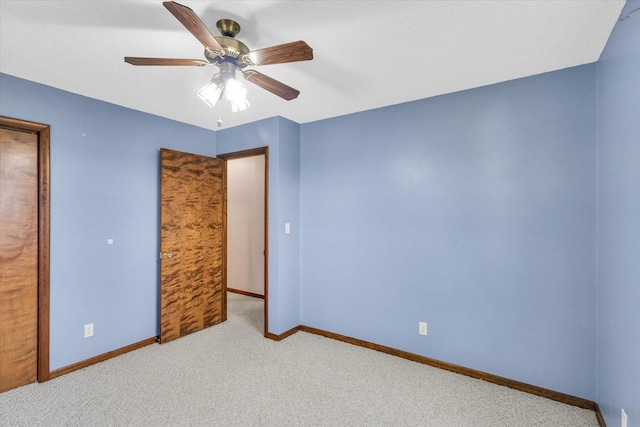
(0, 127), (38, 392)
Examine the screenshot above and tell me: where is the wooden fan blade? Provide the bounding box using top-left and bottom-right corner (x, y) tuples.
(163, 1), (224, 54)
(125, 57), (209, 66)
(247, 41), (313, 66)
(243, 70), (300, 101)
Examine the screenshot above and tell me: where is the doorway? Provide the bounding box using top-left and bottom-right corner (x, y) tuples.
(0, 116), (51, 391)
(218, 148), (268, 337)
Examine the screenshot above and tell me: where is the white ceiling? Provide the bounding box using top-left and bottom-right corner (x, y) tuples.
(0, 1), (625, 131)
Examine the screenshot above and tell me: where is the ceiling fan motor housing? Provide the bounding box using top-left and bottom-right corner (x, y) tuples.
(205, 36), (250, 69)
(219, 60), (238, 81)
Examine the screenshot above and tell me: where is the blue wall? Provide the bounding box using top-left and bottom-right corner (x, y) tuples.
(300, 65), (597, 399)
(276, 119), (301, 331)
(217, 117), (301, 335)
(0, 73), (216, 370)
(596, 1), (640, 425)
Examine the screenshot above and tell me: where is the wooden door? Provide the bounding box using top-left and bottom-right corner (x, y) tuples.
(159, 149), (225, 344)
(0, 127), (38, 392)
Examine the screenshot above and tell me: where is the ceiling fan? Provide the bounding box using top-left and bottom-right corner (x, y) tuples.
(124, 1), (313, 112)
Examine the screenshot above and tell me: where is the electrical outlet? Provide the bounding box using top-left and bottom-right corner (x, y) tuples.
(419, 321), (428, 336)
(621, 408), (627, 427)
(84, 323), (94, 338)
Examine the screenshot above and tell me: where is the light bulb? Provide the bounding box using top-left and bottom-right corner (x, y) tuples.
(224, 77), (248, 106)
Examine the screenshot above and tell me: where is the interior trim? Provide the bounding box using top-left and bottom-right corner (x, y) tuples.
(227, 288), (265, 299)
(266, 325), (301, 342)
(49, 337), (157, 379)
(218, 147), (269, 337)
(297, 325), (602, 416)
(0, 116), (51, 383)
(217, 147), (268, 161)
(222, 156), (228, 322)
(594, 403), (607, 427)
(38, 318), (608, 427)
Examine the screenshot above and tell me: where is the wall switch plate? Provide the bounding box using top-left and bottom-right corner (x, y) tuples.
(419, 321), (428, 336)
(621, 408), (627, 427)
(84, 323), (94, 338)
(285, 223), (291, 234)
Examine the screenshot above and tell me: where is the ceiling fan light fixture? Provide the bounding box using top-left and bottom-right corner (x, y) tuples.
(125, 3), (313, 112)
(230, 98), (250, 113)
(198, 73), (250, 112)
(197, 78), (223, 108)
(224, 76), (249, 107)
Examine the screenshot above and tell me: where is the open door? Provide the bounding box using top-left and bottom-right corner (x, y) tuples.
(159, 148), (225, 344)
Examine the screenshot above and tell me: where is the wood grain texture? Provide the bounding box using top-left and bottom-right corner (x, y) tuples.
(0, 116), (51, 384)
(248, 41), (313, 66)
(218, 147), (269, 336)
(162, 1), (223, 52)
(0, 127), (38, 392)
(0, 116), (50, 382)
(299, 325), (601, 412)
(244, 71), (299, 101)
(124, 57), (209, 67)
(160, 149), (224, 344)
(36, 123), (51, 382)
(50, 337), (156, 379)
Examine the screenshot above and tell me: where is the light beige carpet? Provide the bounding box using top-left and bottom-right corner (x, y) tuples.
(0, 293), (599, 426)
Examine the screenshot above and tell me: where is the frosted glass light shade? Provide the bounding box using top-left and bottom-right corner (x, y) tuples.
(197, 81), (223, 107)
(224, 77), (248, 106)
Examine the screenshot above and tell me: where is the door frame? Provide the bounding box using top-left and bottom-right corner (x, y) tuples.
(217, 147), (269, 337)
(0, 116), (51, 382)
